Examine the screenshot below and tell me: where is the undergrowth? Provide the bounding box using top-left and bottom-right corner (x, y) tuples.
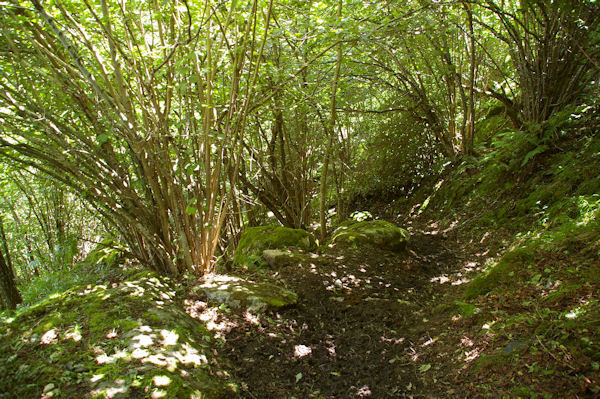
(18, 238), (130, 306)
(406, 104), (600, 397)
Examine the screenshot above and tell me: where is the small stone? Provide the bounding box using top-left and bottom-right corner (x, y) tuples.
(504, 339), (530, 354)
(261, 249), (293, 268)
(200, 275), (297, 311)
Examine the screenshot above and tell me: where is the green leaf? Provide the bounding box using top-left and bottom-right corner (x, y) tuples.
(522, 145), (548, 166)
(97, 134), (109, 145)
(419, 364), (431, 372)
(185, 205), (197, 215)
(530, 274), (542, 284)
(295, 372), (303, 383)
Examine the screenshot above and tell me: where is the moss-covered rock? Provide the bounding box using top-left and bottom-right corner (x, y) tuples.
(197, 275), (298, 312)
(331, 220), (409, 252)
(0, 271), (238, 398)
(83, 237), (127, 268)
(233, 225), (317, 268)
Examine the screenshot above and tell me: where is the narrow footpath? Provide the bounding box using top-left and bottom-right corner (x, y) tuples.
(187, 232), (461, 398)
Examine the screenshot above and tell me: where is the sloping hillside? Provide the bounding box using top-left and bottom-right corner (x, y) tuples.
(384, 107), (600, 397)
(1, 108), (598, 398)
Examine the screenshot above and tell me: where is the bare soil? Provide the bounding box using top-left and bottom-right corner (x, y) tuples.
(186, 231), (460, 398)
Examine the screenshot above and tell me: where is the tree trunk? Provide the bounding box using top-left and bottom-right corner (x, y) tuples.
(0, 241), (22, 310)
(319, 0), (343, 242)
(462, 1), (476, 156)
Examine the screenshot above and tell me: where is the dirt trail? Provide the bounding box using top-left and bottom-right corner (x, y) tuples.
(199, 232), (459, 398)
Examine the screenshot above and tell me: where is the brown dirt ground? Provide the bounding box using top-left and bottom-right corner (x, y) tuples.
(184, 230), (463, 398)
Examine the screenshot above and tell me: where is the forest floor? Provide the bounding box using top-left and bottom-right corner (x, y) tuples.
(183, 201), (600, 398)
(183, 223), (485, 398)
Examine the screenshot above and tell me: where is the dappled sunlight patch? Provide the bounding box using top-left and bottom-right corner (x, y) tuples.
(1, 272), (238, 398)
(194, 274), (298, 313)
(354, 385), (372, 397)
(40, 328), (58, 345)
(565, 306), (584, 319)
(151, 389), (168, 398)
(153, 375), (171, 387)
(421, 336), (438, 347)
(124, 281), (146, 296)
(381, 335), (405, 345)
(130, 348), (150, 359)
(90, 379), (128, 398)
(160, 329), (179, 346)
(243, 311), (260, 325)
(293, 344), (312, 358)
(308, 263), (319, 274)
(173, 343), (208, 366)
(131, 332), (155, 348)
(65, 325), (82, 342)
(407, 345), (420, 362)
(463, 347), (482, 362)
(430, 274), (450, 284)
(184, 299), (239, 335)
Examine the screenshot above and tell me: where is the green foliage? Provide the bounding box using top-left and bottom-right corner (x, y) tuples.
(19, 238), (130, 306)
(20, 267), (87, 306)
(407, 104), (600, 396)
(346, 114), (445, 202)
(349, 210), (373, 222)
(0, 171), (101, 283)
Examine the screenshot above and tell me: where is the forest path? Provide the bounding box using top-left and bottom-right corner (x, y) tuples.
(207, 232), (459, 398)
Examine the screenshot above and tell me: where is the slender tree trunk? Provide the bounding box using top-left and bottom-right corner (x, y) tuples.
(319, 0), (343, 242)
(0, 252), (22, 310)
(0, 215), (22, 309)
(0, 215), (15, 276)
(462, 1), (476, 155)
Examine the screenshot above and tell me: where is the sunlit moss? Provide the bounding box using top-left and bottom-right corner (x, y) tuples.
(1, 273), (238, 398)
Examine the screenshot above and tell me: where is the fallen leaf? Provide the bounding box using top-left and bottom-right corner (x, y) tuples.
(419, 364), (431, 372)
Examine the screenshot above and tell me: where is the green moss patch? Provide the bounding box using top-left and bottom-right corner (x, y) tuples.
(83, 237), (127, 269)
(463, 247), (535, 300)
(233, 225), (317, 268)
(0, 272), (237, 398)
(331, 220), (409, 251)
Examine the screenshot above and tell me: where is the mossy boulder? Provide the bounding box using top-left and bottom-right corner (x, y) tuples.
(198, 275), (298, 312)
(0, 271), (238, 398)
(331, 220), (409, 251)
(233, 225), (317, 268)
(83, 237), (127, 268)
